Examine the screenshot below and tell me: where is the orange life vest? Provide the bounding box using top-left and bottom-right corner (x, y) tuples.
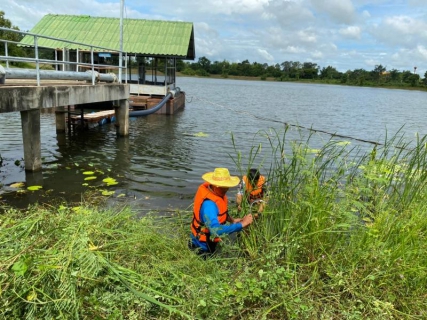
(191, 182), (229, 243)
(243, 175), (266, 200)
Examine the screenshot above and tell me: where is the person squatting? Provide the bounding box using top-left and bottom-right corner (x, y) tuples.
(189, 168), (253, 258)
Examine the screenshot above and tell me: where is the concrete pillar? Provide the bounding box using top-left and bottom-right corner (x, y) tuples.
(115, 99), (129, 136)
(20, 109), (42, 171)
(55, 106), (66, 132)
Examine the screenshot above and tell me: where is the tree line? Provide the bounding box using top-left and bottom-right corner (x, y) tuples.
(177, 56), (427, 88)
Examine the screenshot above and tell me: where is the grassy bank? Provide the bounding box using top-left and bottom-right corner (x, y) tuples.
(1, 130), (426, 319)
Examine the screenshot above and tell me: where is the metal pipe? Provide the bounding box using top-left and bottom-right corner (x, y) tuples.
(55, 50), (58, 71)
(91, 47), (95, 85)
(0, 55), (116, 71)
(5, 43), (9, 68)
(129, 92), (172, 117)
(119, 0), (124, 83)
(76, 48), (79, 72)
(62, 47), (65, 71)
(34, 36), (41, 85)
(4, 68), (118, 82)
(125, 52), (128, 84)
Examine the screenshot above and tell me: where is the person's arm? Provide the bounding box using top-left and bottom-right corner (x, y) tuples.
(227, 215), (242, 223)
(201, 200), (243, 237)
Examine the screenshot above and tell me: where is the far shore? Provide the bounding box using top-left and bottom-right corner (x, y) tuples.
(175, 72), (427, 92)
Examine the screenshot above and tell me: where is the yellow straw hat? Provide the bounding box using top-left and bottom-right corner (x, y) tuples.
(202, 168), (240, 188)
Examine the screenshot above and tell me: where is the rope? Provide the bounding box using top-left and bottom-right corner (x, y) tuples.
(188, 95), (384, 147)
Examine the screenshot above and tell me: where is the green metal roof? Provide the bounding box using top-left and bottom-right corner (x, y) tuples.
(20, 14), (195, 59)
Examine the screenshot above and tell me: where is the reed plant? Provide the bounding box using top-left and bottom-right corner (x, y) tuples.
(232, 128), (427, 318)
(1, 129), (426, 319)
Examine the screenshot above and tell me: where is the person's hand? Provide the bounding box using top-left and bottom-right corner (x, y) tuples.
(241, 214), (253, 227)
(233, 217), (243, 223)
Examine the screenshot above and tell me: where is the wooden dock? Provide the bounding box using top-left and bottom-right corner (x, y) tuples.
(69, 110), (116, 129)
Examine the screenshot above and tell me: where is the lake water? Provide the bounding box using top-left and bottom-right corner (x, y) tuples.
(1, 77), (427, 212)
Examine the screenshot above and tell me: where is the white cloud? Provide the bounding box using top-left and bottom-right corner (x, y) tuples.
(339, 26), (361, 39)
(418, 45), (427, 59)
(297, 29), (317, 43)
(311, 50), (323, 59)
(372, 15), (427, 46)
(264, 0), (314, 28)
(283, 46), (306, 54)
(310, 0), (356, 24)
(257, 48), (274, 61)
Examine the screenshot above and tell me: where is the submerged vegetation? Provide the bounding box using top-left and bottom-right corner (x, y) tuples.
(1, 130), (427, 319)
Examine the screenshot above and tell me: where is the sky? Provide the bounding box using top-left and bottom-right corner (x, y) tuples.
(2, 0), (427, 76)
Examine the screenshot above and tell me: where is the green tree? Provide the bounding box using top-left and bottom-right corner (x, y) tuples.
(237, 59), (251, 76)
(320, 66), (341, 80)
(389, 69), (400, 82)
(371, 64), (386, 83)
(401, 70), (413, 84)
(280, 61), (293, 79)
(250, 61), (264, 77)
(197, 56), (211, 73)
(176, 60), (186, 72)
(301, 62), (319, 79)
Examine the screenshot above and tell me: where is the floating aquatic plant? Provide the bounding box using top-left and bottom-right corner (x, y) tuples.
(27, 185), (42, 191)
(101, 190), (115, 196)
(102, 177), (118, 186)
(193, 132), (209, 137)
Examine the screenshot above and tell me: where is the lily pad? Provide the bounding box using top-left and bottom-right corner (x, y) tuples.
(84, 176), (97, 181)
(194, 132), (209, 137)
(82, 171), (95, 175)
(102, 177), (118, 186)
(101, 190), (115, 196)
(27, 185), (43, 191)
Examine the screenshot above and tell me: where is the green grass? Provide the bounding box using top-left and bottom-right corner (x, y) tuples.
(1, 129), (427, 319)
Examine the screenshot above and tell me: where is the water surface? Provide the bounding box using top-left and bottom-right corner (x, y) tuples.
(1, 78), (426, 211)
